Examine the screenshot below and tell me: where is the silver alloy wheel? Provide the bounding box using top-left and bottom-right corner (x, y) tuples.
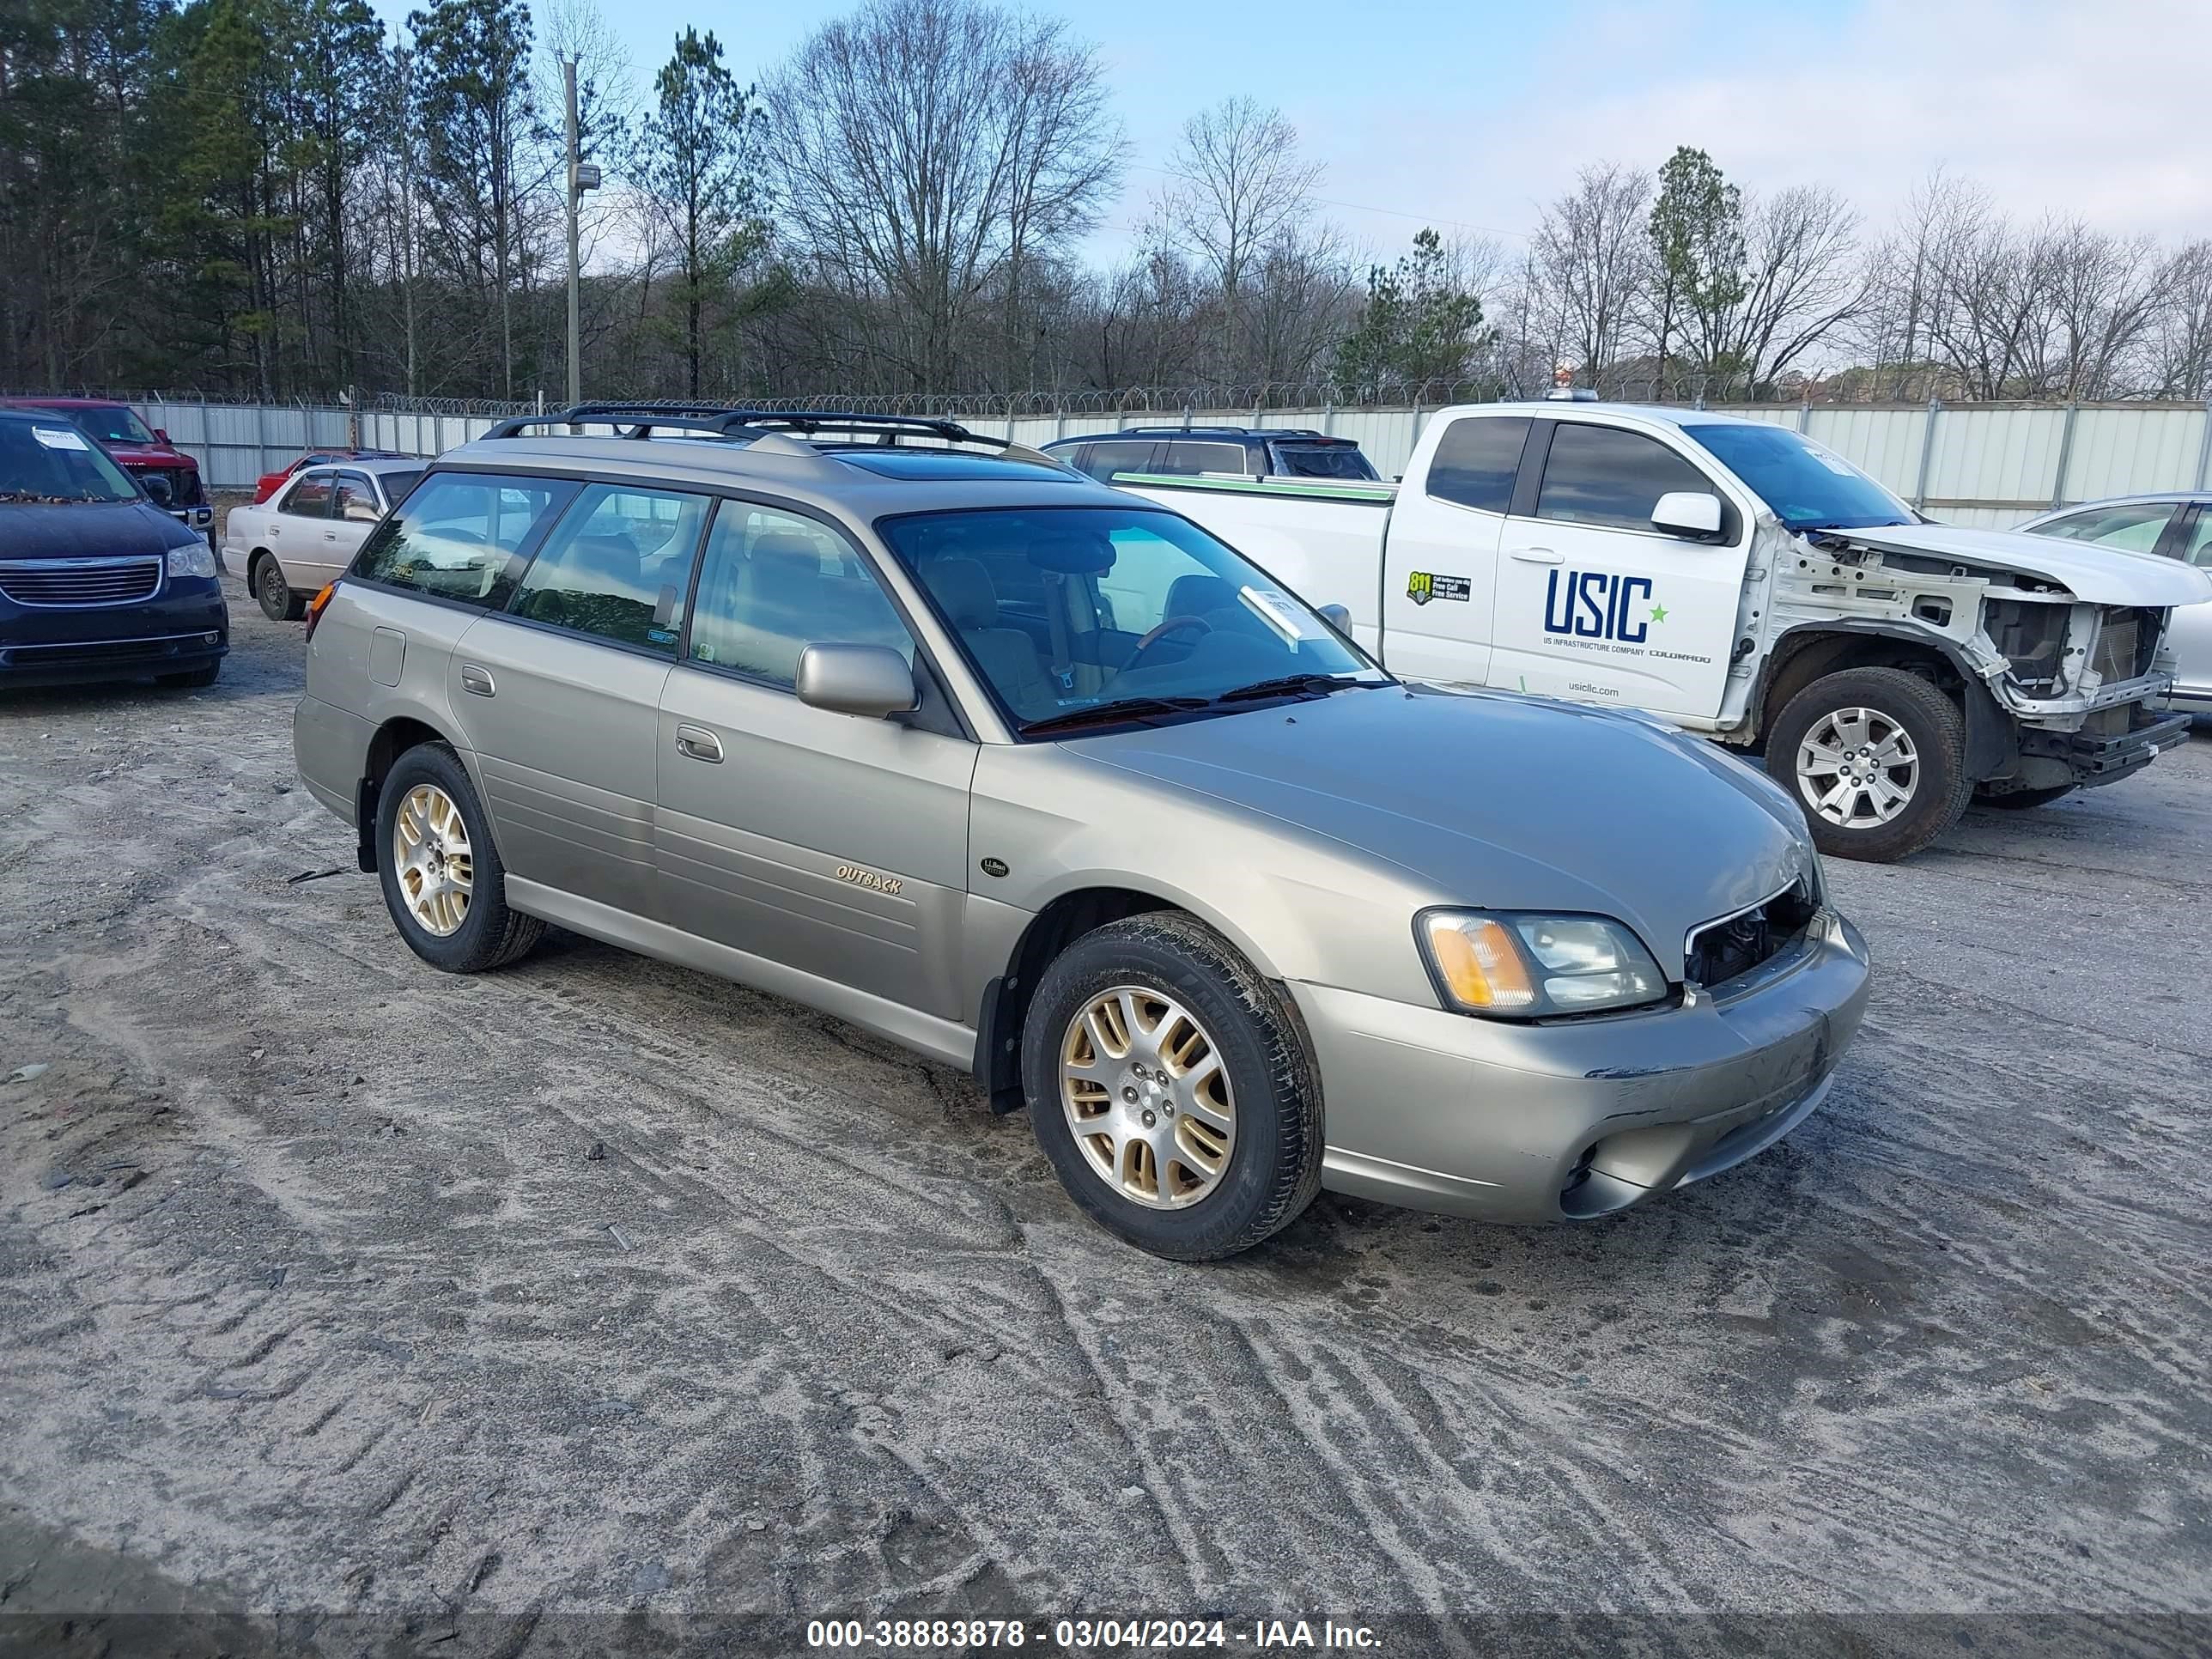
(392, 782), (474, 937)
(1796, 705), (1920, 829)
(1060, 985), (1236, 1210)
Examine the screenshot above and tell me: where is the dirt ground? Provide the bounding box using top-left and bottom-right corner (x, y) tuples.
(2, 590), (2209, 1657)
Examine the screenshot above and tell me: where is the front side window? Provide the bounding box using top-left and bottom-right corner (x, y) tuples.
(335, 471), (385, 524)
(2030, 501), (2175, 554)
(350, 471), (574, 608)
(282, 473), (336, 518)
(1427, 416), (1529, 513)
(2182, 508), (2212, 566)
(0, 418), (138, 502)
(878, 506), (1382, 732)
(1680, 422), (1911, 532)
(1537, 422), (1722, 533)
(686, 503), (915, 687)
(510, 483), (710, 653)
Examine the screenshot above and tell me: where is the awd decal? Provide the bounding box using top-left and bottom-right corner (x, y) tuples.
(836, 863), (903, 896)
(1544, 569), (1659, 641)
(1407, 570), (1473, 606)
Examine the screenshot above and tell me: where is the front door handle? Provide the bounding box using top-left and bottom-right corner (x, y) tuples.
(1510, 546), (1563, 564)
(459, 665), (495, 697)
(324, 530), (339, 541)
(674, 724), (723, 763)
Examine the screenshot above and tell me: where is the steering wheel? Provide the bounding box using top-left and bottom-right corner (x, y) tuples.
(1126, 614), (1212, 671)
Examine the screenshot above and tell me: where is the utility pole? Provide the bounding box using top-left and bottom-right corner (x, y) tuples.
(564, 58), (581, 407)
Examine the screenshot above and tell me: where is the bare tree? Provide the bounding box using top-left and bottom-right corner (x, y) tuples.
(2150, 240), (2212, 398)
(2040, 222), (2163, 398)
(1529, 162), (1652, 392)
(763, 0), (1121, 391)
(1706, 185), (1863, 397)
(1151, 97), (1324, 380)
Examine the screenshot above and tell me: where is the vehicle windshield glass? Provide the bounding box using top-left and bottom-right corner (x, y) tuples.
(875, 505), (1384, 732)
(1680, 422), (1912, 531)
(0, 417), (141, 502)
(1273, 444), (1379, 481)
(55, 405), (156, 446)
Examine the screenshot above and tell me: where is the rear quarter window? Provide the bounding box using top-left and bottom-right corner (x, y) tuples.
(349, 471), (576, 608)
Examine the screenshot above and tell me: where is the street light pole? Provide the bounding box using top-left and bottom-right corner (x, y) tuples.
(564, 57), (580, 407)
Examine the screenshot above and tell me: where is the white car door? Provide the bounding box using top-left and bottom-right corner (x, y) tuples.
(330, 470), (392, 574)
(1490, 417), (1752, 720)
(1376, 412), (1532, 686)
(267, 469), (344, 590)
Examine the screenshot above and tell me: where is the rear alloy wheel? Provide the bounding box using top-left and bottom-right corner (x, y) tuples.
(1024, 912), (1321, 1261)
(254, 555), (305, 622)
(374, 743), (544, 974)
(1767, 666), (1972, 862)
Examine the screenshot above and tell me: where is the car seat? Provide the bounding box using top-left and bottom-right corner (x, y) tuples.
(921, 556), (1058, 720)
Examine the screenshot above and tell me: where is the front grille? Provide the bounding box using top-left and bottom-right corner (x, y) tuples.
(0, 556), (163, 608)
(2092, 607), (2159, 683)
(1685, 879), (1818, 990)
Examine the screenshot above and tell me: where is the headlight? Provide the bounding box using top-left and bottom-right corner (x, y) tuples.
(1417, 910), (1668, 1018)
(167, 544), (217, 580)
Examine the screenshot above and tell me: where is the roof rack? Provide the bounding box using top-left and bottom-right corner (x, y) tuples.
(483, 404), (1003, 449)
(1097, 424), (1340, 440)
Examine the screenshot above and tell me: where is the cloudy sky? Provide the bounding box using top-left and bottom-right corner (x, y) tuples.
(371, 0), (2211, 258)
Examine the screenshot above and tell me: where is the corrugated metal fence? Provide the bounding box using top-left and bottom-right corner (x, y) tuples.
(134, 396), (2212, 528)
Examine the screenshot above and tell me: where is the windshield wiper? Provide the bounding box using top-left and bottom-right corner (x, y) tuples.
(1018, 695), (1215, 735)
(1211, 672), (1383, 705)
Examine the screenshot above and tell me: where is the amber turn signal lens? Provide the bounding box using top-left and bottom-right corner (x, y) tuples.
(1422, 915), (1537, 1011)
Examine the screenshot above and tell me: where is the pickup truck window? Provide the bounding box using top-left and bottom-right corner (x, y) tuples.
(1427, 416), (1529, 513)
(1535, 423), (1713, 531)
(1680, 422), (1911, 532)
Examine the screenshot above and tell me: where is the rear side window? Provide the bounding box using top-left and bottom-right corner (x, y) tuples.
(1079, 440), (1159, 481)
(1158, 441), (1249, 477)
(509, 483), (710, 654)
(350, 471), (574, 608)
(1273, 443), (1378, 481)
(1536, 422), (1713, 532)
(1426, 417), (1528, 513)
(282, 474), (336, 518)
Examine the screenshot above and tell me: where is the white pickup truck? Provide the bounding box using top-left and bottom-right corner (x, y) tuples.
(1118, 402), (2212, 860)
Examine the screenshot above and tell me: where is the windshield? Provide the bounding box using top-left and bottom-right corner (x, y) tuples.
(0, 417), (142, 502)
(876, 506), (1384, 732)
(1272, 443), (1379, 481)
(1680, 422), (1911, 532)
(49, 404), (156, 446)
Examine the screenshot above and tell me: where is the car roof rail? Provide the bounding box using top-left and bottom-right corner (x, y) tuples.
(477, 404), (1070, 471)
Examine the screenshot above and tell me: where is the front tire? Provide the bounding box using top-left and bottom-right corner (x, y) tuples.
(157, 661), (221, 689)
(1766, 666), (1972, 862)
(374, 743), (544, 974)
(253, 554), (305, 622)
(1023, 912), (1322, 1261)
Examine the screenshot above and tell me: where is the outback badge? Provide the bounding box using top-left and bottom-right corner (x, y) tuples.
(835, 863), (903, 896)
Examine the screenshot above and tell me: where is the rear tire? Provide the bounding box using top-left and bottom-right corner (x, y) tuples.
(1766, 666), (1972, 863)
(1972, 782), (2077, 810)
(1023, 913), (1321, 1261)
(253, 554), (304, 622)
(374, 743), (544, 974)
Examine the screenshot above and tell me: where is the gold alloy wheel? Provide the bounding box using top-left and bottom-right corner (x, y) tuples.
(392, 782), (475, 938)
(1060, 986), (1236, 1210)
(1796, 705), (1921, 830)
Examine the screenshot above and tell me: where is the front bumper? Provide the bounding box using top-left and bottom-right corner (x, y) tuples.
(1295, 910), (1871, 1224)
(2021, 705), (2191, 787)
(0, 579), (228, 687)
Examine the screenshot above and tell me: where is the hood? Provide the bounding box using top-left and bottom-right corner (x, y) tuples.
(106, 442), (198, 471)
(1822, 521), (2210, 608)
(1077, 685), (1816, 974)
(0, 500), (199, 557)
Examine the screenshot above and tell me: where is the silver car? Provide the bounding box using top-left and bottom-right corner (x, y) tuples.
(292, 407), (1871, 1260)
(2015, 494), (2212, 718)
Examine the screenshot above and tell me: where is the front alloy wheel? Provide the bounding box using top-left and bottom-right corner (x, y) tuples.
(1795, 706), (1919, 830)
(1060, 986), (1236, 1210)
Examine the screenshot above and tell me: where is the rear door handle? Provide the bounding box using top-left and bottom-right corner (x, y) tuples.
(459, 665), (495, 697)
(674, 724), (723, 763)
(1510, 546), (1563, 564)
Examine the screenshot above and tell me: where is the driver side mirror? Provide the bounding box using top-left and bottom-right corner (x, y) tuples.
(1652, 490), (1723, 538)
(1316, 603), (1353, 636)
(795, 643), (920, 720)
(153, 428), (170, 443)
(141, 474), (173, 506)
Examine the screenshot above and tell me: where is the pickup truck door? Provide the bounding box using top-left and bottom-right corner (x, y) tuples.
(1376, 414), (1531, 685)
(1491, 418), (1750, 720)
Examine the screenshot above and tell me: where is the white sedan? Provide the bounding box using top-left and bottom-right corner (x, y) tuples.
(2016, 493), (2212, 715)
(222, 458), (425, 619)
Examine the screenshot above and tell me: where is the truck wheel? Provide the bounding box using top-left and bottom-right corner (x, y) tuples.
(1767, 666), (1972, 862)
(1972, 782), (2077, 810)
(375, 744), (544, 974)
(253, 554), (305, 622)
(1022, 912), (1322, 1261)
